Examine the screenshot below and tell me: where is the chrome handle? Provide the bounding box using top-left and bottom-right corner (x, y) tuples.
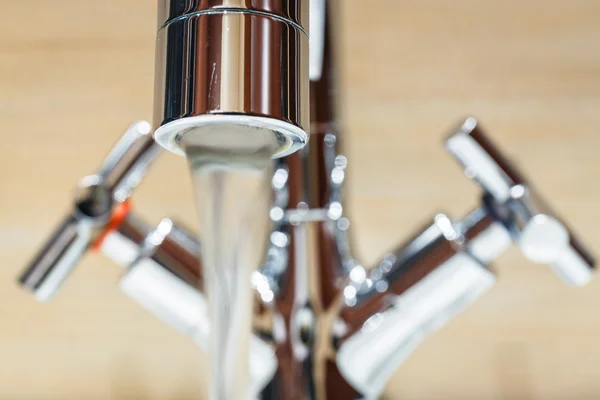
(446, 117), (595, 285)
(18, 121), (161, 300)
(96, 120), (159, 201)
(19, 215), (94, 301)
(18, 176), (113, 301)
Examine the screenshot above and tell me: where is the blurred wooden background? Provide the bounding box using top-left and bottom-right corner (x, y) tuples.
(1, 0), (600, 398)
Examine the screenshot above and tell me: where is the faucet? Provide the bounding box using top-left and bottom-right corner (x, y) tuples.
(18, 1), (594, 399)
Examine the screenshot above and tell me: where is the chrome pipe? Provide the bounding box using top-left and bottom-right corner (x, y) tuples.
(334, 210), (504, 398)
(254, 2), (363, 398)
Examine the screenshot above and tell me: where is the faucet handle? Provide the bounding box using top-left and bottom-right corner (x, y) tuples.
(445, 117), (525, 202)
(445, 117), (595, 285)
(19, 121), (161, 300)
(18, 191), (131, 301)
(96, 121), (159, 202)
(19, 214), (96, 301)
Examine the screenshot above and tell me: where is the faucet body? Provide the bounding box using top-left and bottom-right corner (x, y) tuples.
(18, 1), (595, 399)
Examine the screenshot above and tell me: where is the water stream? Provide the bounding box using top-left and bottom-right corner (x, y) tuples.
(182, 125), (277, 400)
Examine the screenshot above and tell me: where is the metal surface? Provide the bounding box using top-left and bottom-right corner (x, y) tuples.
(19, 214), (97, 301)
(251, 2), (362, 397)
(447, 118), (595, 285)
(157, 0), (309, 32)
(118, 217), (204, 339)
(153, 0), (310, 157)
(18, 122), (159, 300)
(99, 213), (151, 267)
(334, 212), (499, 398)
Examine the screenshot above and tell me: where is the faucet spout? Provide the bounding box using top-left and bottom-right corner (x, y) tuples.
(153, 0), (311, 158)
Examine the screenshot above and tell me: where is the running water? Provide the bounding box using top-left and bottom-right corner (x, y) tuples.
(181, 125), (277, 400)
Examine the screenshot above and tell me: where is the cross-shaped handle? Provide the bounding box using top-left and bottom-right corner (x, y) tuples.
(446, 117), (595, 285)
(19, 121), (160, 300)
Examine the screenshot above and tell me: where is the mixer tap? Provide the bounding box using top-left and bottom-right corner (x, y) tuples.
(18, 1), (594, 399)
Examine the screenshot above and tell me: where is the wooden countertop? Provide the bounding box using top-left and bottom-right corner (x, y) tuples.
(1, 0), (600, 398)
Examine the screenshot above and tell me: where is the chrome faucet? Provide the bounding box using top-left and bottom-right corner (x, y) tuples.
(18, 1), (594, 399)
